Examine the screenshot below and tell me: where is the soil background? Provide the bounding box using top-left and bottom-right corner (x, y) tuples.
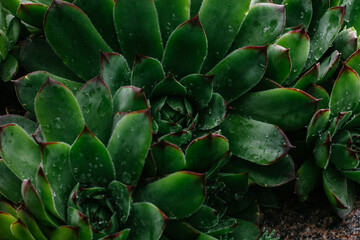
(260, 186), (360, 239)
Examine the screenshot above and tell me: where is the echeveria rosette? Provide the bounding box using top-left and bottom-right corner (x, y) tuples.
(295, 63), (360, 218)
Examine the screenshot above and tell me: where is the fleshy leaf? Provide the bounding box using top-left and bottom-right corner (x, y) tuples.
(44, 0), (112, 80)
(100, 52), (131, 96)
(346, 49), (360, 76)
(114, 0), (163, 63)
(150, 140), (186, 175)
(306, 84), (330, 110)
(113, 86), (148, 113)
(208, 46), (267, 103)
(283, 0), (312, 29)
(108, 181), (131, 224)
(231, 3), (285, 49)
(331, 27), (358, 60)
(67, 207), (92, 240)
(314, 132), (331, 168)
(295, 157), (322, 198)
(50, 226), (78, 240)
(306, 109), (330, 143)
(70, 126), (115, 187)
(0, 211), (17, 240)
(74, 0), (119, 51)
(293, 63), (320, 90)
(265, 44), (291, 84)
(199, 0), (251, 71)
(99, 229), (130, 240)
(185, 133), (229, 172)
(162, 15), (207, 79)
(20, 36), (81, 82)
(35, 78), (85, 144)
(131, 54), (165, 97)
(10, 220), (35, 240)
(107, 109), (152, 185)
(154, 0), (190, 44)
(180, 74), (213, 109)
(126, 202), (166, 240)
(317, 50), (341, 84)
(21, 180), (57, 227)
(0, 55), (18, 82)
(304, 6), (345, 70)
(151, 74), (187, 98)
(342, 0), (360, 33)
(323, 167), (354, 210)
(42, 142), (76, 222)
(0, 124), (41, 181)
(17, 205), (47, 240)
(186, 205), (219, 230)
(13, 71), (82, 113)
(330, 144), (359, 170)
(0, 160), (21, 203)
(17, 3), (47, 28)
(0, 114), (37, 136)
(329, 65), (360, 116)
(76, 76), (113, 144)
(197, 93), (227, 130)
(136, 171), (205, 219)
(221, 114), (292, 165)
(233, 88), (319, 131)
(224, 155), (295, 187)
(275, 27), (310, 84)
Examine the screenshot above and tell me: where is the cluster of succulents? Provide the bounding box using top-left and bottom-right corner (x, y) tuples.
(1, 0), (360, 239)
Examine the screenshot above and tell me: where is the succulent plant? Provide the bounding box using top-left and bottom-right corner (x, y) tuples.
(4, 0), (360, 238)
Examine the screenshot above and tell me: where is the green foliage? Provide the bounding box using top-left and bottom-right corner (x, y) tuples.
(1, 0), (360, 239)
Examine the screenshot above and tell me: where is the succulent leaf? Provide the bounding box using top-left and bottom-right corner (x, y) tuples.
(221, 114), (292, 165)
(229, 220), (261, 239)
(186, 205), (219, 230)
(107, 109), (152, 186)
(306, 109), (330, 143)
(10, 220), (36, 240)
(74, 0), (120, 52)
(99, 229), (130, 240)
(14, 71), (82, 113)
(224, 155), (295, 187)
(67, 207), (92, 240)
(150, 140), (186, 175)
(231, 3), (285, 49)
(314, 132), (331, 168)
(180, 74), (213, 109)
(20, 36), (82, 82)
(0, 54), (18, 82)
(70, 126), (115, 187)
(44, 0), (112, 80)
(17, 205), (47, 240)
(304, 6), (345, 70)
(113, 86), (148, 113)
(107, 181), (131, 224)
(76, 76), (113, 144)
(329, 144), (359, 170)
(126, 202), (166, 240)
(136, 171), (205, 219)
(233, 88), (319, 131)
(275, 27), (310, 84)
(331, 27), (358, 60)
(317, 50), (341, 84)
(265, 44), (291, 84)
(306, 84), (330, 110)
(162, 15), (207, 79)
(100, 52), (131, 96)
(283, 0), (312, 30)
(197, 93), (227, 130)
(114, 0), (163, 63)
(295, 158), (322, 198)
(329, 65), (360, 116)
(49, 226), (78, 240)
(0, 114), (37, 137)
(42, 142), (76, 222)
(21, 179), (57, 227)
(35, 78), (85, 144)
(0, 160), (22, 203)
(0, 124), (41, 181)
(294, 63), (320, 90)
(209, 46), (267, 103)
(185, 133), (229, 172)
(154, 0), (190, 45)
(0, 211), (17, 239)
(199, 0), (251, 71)
(16, 3), (47, 29)
(131, 54), (165, 97)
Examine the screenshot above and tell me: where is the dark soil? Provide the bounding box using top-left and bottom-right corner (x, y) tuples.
(260, 187), (360, 239)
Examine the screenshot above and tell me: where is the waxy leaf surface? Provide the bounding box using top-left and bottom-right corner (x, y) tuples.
(220, 114), (292, 165)
(35, 78), (84, 144)
(44, 0), (112, 80)
(265, 44), (291, 84)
